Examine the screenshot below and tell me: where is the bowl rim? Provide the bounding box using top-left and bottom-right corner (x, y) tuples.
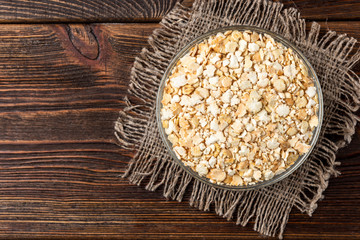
(156, 25), (324, 191)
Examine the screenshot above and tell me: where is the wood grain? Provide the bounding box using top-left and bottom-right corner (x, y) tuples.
(182, 0), (360, 20)
(0, 22), (358, 239)
(275, 0), (360, 20)
(0, 0), (359, 23)
(0, 0), (179, 23)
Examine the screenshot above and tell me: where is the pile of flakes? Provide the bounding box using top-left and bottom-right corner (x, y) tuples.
(160, 30), (319, 186)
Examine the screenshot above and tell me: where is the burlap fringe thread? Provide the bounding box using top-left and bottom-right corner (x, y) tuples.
(114, 0), (360, 238)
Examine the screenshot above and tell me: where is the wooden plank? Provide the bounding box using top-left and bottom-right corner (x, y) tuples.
(0, 0), (179, 23)
(0, 22), (358, 239)
(182, 0), (360, 21)
(0, 0), (359, 23)
(275, 0), (360, 20)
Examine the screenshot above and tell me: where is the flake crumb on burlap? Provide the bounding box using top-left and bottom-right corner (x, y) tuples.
(114, 0), (360, 238)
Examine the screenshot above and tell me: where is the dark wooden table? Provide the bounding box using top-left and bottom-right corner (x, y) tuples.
(0, 0), (359, 239)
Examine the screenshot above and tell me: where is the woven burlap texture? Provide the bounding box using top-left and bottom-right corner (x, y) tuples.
(114, 0), (360, 238)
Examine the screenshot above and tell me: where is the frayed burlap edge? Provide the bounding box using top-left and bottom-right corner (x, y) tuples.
(114, 0), (360, 238)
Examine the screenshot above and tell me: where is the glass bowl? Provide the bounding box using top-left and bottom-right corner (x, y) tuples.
(156, 25), (323, 191)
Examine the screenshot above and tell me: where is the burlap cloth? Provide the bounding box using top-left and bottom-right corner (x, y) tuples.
(115, 0), (360, 238)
